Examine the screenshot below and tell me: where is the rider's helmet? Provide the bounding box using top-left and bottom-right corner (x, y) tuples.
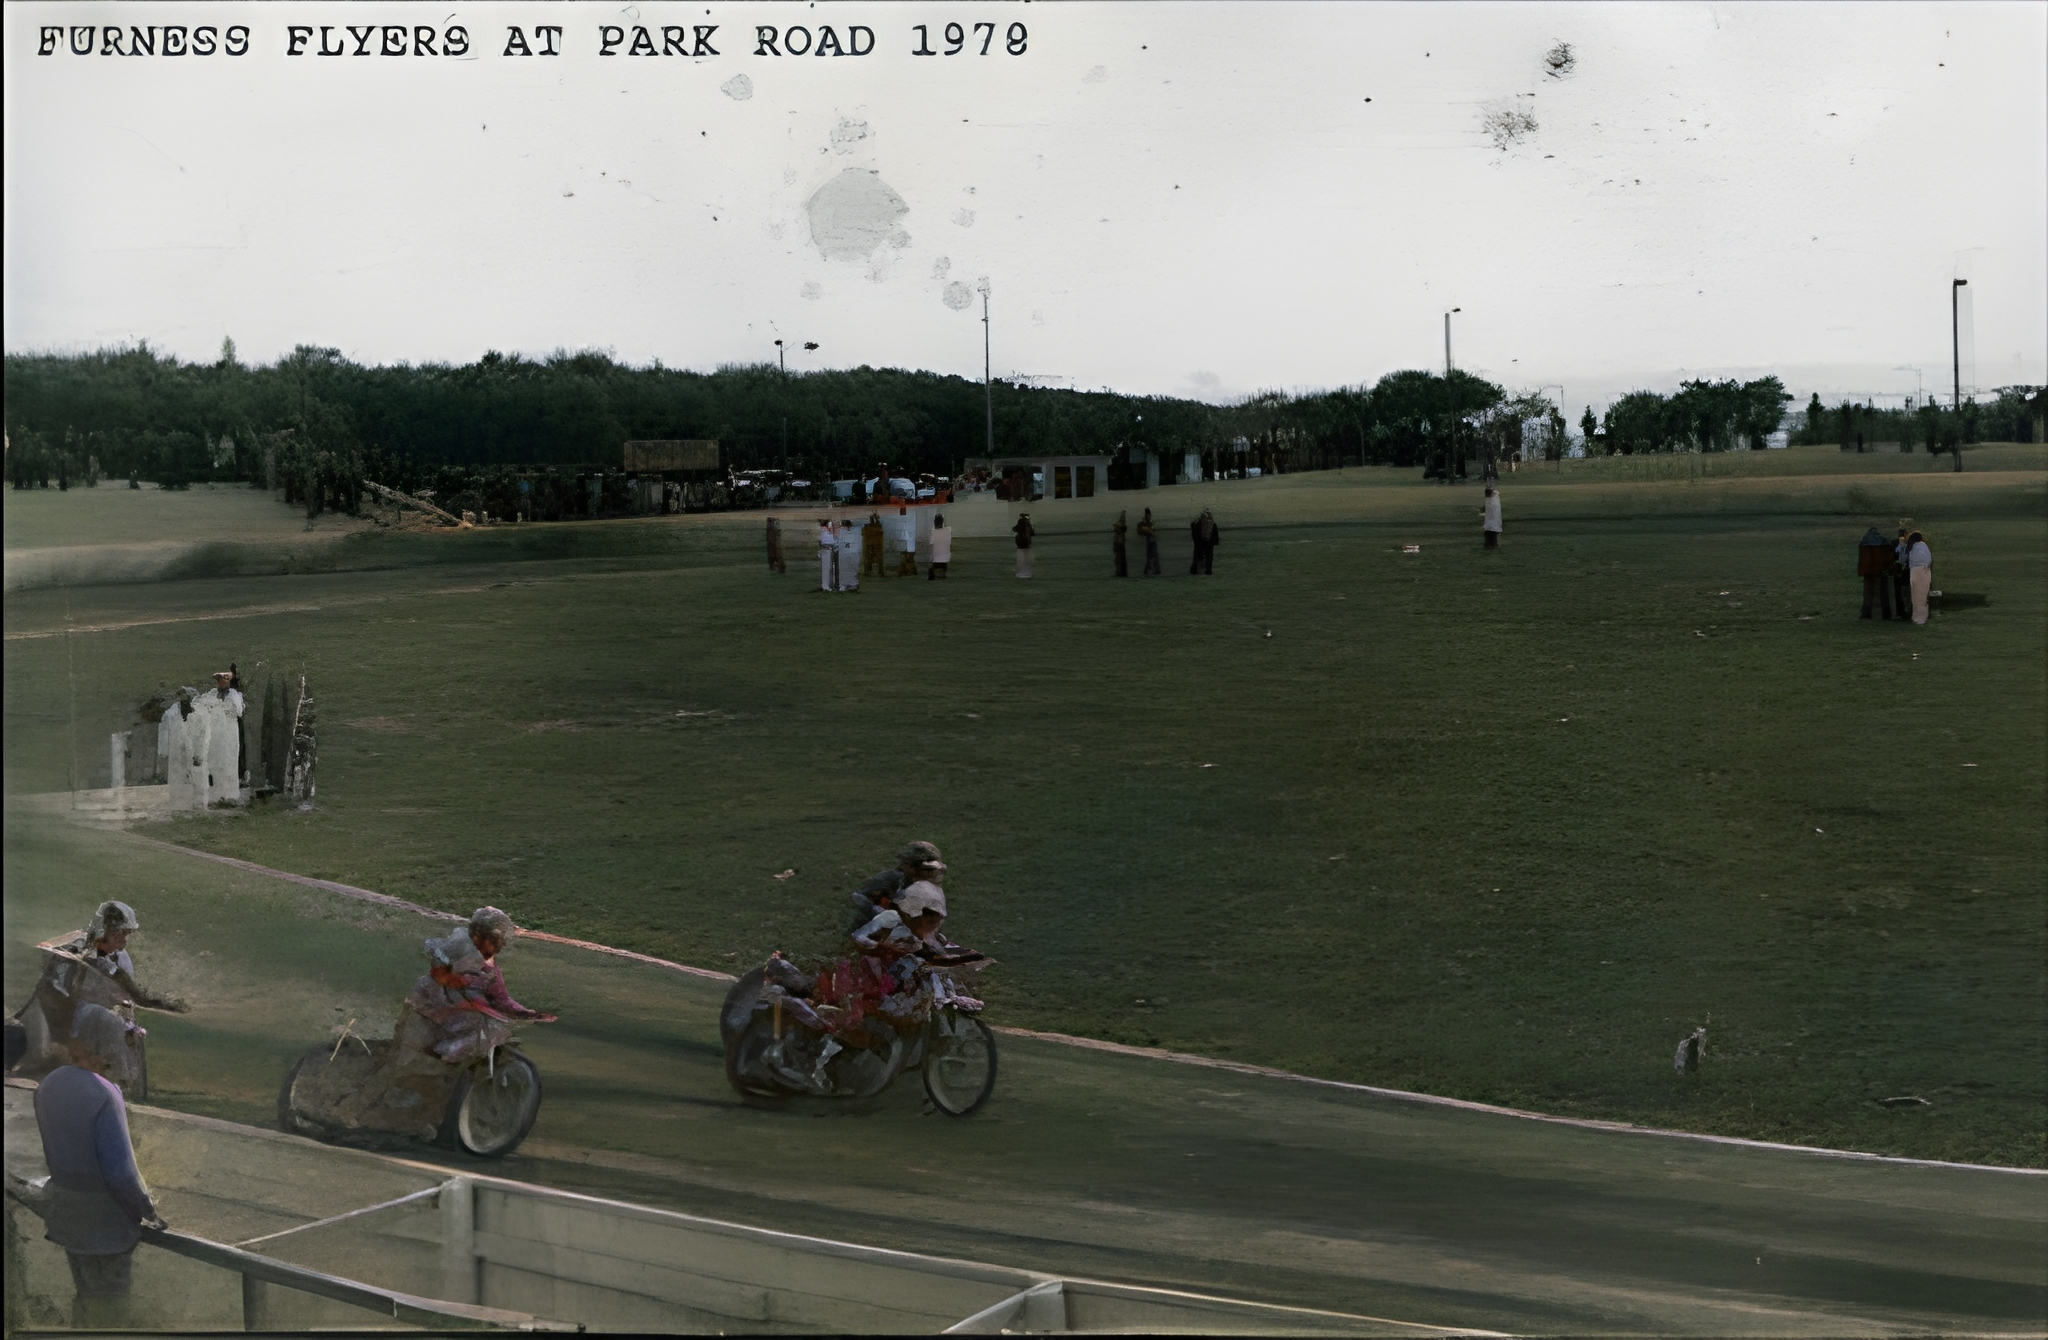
(87, 901), (139, 944)
(897, 841), (946, 874)
(469, 907), (516, 945)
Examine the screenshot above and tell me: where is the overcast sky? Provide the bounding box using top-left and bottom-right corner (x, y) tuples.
(5, 2), (2044, 421)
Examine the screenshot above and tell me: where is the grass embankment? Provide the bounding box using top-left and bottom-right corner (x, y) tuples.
(5, 446), (2044, 1166)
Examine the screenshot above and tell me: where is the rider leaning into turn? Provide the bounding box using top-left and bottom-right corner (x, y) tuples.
(398, 907), (555, 1064)
(61, 902), (187, 1014)
(847, 841), (947, 930)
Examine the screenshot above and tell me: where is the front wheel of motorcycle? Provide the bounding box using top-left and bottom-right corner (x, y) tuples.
(443, 1049), (542, 1158)
(922, 1011), (997, 1116)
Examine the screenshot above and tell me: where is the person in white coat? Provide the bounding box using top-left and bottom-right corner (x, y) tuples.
(192, 671), (244, 806)
(836, 518), (862, 591)
(818, 519), (838, 591)
(158, 695), (198, 809)
(1906, 530), (1933, 625)
(1482, 487), (1503, 549)
(926, 513), (952, 580)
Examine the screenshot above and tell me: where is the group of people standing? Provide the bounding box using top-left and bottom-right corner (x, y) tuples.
(768, 514), (954, 590)
(1100, 507), (1223, 578)
(1858, 524), (1934, 624)
(787, 506), (1230, 581)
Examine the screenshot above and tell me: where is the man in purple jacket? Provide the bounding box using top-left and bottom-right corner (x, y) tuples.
(32, 1003), (165, 1324)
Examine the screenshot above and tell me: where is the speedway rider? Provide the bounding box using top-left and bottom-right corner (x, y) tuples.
(396, 907), (555, 1064)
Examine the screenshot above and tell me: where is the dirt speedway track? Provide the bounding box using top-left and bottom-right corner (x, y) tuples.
(5, 815), (2042, 1336)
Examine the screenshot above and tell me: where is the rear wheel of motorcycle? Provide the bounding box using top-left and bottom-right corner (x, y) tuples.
(444, 1050), (542, 1158)
(922, 1012), (996, 1116)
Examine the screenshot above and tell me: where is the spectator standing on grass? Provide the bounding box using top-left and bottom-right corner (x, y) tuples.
(1138, 508), (1161, 575)
(33, 1003), (166, 1328)
(1482, 487), (1503, 550)
(927, 514), (951, 580)
(1190, 509), (1220, 574)
(1857, 526), (1896, 620)
(861, 514), (886, 579)
(1906, 530), (1933, 625)
(1892, 525), (1913, 621)
(817, 519), (838, 591)
(1013, 512), (1036, 579)
(837, 519), (862, 592)
(1113, 511), (1129, 578)
(766, 517), (786, 575)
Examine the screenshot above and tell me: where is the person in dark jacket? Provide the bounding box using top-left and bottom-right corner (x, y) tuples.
(1190, 510), (1220, 575)
(1012, 513), (1036, 579)
(847, 841), (947, 930)
(33, 1004), (165, 1326)
(1112, 512), (1129, 578)
(1138, 509), (1160, 575)
(1857, 526), (1896, 619)
(1890, 524), (1912, 622)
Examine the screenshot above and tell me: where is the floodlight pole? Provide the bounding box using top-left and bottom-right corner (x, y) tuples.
(981, 282), (994, 461)
(775, 340), (788, 475)
(1951, 280), (1967, 473)
(1443, 308), (1462, 480)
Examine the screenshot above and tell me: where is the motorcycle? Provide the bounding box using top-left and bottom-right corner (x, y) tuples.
(277, 1018), (550, 1159)
(721, 950), (997, 1116)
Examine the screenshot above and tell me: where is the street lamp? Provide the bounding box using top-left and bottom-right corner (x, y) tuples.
(1951, 280), (1967, 473)
(1440, 308), (1463, 482)
(979, 280), (994, 464)
(773, 339), (819, 477)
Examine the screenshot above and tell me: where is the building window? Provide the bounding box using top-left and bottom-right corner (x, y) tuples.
(1076, 465), (1096, 498)
(1054, 466), (1072, 499)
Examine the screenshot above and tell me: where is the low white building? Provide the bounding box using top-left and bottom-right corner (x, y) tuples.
(968, 455), (1112, 501)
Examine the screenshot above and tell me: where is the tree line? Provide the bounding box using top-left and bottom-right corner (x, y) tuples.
(1786, 388), (2043, 454)
(7, 343), (2037, 512)
(3, 343), (1550, 508)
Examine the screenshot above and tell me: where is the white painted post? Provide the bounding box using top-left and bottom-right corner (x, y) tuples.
(110, 732), (126, 794)
(439, 1177), (477, 1305)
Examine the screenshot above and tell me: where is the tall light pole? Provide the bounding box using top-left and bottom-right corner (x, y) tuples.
(773, 338), (818, 479)
(774, 339), (787, 476)
(1951, 279), (1967, 473)
(1443, 308), (1463, 481)
(979, 279), (994, 463)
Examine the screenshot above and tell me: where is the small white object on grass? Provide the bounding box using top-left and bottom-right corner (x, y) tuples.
(1815, 827), (1824, 834)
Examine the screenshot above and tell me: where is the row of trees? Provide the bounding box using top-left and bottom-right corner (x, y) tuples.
(4, 342), (1563, 499)
(1789, 388), (2044, 452)
(9, 343), (2036, 505)
(1584, 378), (1791, 455)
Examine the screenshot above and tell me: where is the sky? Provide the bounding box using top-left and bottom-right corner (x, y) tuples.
(5, 1), (2044, 424)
